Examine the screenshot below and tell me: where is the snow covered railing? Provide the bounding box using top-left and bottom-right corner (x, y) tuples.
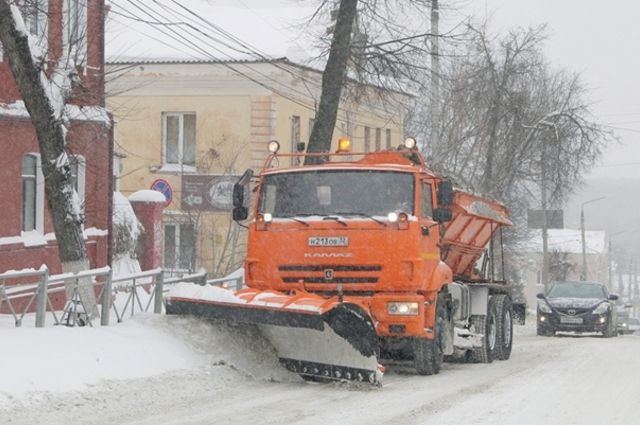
(206, 275), (244, 291)
(1, 266), (245, 328)
(0, 266), (50, 328)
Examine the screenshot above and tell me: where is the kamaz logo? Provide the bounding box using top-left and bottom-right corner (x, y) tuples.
(304, 252), (353, 258)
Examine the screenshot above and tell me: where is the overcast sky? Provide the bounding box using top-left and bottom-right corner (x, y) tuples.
(459, 0), (640, 180)
(107, 0), (640, 180)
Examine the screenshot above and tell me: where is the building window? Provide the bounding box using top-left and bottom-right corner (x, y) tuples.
(291, 115), (300, 165)
(375, 128), (381, 151)
(66, 0), (87, 49)
(164, 223), (196, 272)
(536, 270), (543, 286)
(386, 129), (392, 149)
(162, 112), (196, 171)
(364, 126), (371, 153)
(21, 153), (44, 233)
(21, 0), (48, 37)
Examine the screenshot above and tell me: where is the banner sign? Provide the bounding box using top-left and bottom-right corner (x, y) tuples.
(181, 174), (241, 211)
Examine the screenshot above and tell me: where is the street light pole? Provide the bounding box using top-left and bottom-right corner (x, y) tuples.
(580, 196), (606, 281)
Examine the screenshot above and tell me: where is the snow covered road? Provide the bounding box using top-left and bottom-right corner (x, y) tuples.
(3, 316), (640, 425)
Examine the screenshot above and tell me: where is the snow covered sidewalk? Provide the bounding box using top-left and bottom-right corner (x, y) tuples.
(0, 315), (206, 408)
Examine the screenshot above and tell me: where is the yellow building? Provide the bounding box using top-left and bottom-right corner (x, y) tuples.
(106, 59), (413, 276)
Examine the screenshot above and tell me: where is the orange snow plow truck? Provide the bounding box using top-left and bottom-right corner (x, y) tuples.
(166, 138), (521, 385)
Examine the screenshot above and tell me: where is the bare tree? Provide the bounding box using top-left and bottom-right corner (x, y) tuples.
(411, 24), (613, 208)
(0, 1), (103, 316)
(305, 0), (358, 162)
(304, 1), (459, 158)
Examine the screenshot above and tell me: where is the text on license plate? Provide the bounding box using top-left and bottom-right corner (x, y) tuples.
(308, 236), (349, 247)
(560, 317), (583, 324)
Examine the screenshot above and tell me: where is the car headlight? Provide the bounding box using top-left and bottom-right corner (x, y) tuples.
(537, 301), (552, 314)
(387, 302), (419, 315)
(592, 303), (610, 315)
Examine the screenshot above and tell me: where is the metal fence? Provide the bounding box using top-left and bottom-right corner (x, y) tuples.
(0, 266), (242, 328)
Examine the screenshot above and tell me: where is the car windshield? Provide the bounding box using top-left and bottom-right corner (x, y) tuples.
(258, 170), (415, 217)
(547, 282), (607, 299)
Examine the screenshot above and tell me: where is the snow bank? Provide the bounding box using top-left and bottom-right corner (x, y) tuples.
(0, 315), (204, 406)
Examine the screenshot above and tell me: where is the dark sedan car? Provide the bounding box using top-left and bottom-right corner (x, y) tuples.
(536, 282), (618, 337)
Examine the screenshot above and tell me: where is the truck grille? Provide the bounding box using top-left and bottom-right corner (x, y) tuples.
(278, 264), (382, 285)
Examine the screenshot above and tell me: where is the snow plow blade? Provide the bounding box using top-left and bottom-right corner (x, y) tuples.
(165, 284), (382, 385)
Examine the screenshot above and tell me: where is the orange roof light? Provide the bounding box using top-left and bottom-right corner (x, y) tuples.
(337, 137), (351, 153)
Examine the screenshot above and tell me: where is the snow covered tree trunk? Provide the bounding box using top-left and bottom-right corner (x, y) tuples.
(304, 0), (357, 164)
(0, 1), (97, 318)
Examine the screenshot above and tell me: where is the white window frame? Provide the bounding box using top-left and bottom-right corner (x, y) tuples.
(20, 0), (48, 37)
(21, 153), (45, 234)
(63, 0), (88, 66)
(163, 222), (196, 274)
(161, 112), (196, 173)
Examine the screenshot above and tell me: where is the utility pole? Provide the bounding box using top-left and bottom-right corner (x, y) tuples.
(541, 137), (550, 293)
(429, 0), (440, 154)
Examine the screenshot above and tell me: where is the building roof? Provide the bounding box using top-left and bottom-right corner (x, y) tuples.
(106, 57), (415, 99)
(522, 228), (607, 255)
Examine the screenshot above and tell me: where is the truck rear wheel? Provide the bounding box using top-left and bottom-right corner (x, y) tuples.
(494, 294), (513, 360)
(413, 294), (446, 375)
(470, 296), (498, 363)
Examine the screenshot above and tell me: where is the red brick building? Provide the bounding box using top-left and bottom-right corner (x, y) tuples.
(0, 0), (113, 274)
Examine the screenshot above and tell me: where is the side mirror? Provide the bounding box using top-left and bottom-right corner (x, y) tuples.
(437, 180), (454, 206)
(608, 294), (619, 301)
(536, 293), (545, 299)
(433, 207), (452, 223)
(232, 206), (248, 221)
(232, 183), (244, 208)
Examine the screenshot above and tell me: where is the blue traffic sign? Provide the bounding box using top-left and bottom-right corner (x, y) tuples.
(150, 179), (172, 206)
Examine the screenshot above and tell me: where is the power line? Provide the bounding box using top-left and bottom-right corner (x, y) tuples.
(110, 1), (406, 133)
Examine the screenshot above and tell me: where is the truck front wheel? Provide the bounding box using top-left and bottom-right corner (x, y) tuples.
(414, 294), (446, 375)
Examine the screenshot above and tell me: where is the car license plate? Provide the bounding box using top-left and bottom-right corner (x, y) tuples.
(560, 316), (583, 324)
(308, 236), (348, 247)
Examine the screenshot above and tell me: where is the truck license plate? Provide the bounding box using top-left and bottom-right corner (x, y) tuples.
(308, 236), (349, 247)
(560, 316), (583, 324)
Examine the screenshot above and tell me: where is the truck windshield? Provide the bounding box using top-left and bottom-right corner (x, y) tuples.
(258, 170), (414, 217)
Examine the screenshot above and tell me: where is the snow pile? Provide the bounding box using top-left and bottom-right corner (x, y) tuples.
(129, 189), (167, 203)
(0, 314), (292, 410)
(0, 315), (203, 406)
(111, 192), (144, 278)
(168, 282), (244, 304)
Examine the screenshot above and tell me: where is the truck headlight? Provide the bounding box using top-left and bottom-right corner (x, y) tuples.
(387, 302), (419, 315)
(537, 301), (552, 314)
(592, 303), (610, 315)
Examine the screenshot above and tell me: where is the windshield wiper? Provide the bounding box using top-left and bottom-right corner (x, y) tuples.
(321, 215), (348, 227)
(332, 211), (387, 227)
(279, 215), (310, 227)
